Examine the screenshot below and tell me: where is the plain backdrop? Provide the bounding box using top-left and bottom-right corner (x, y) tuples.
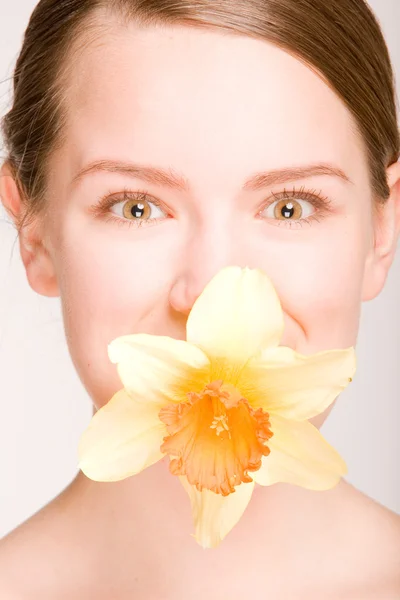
(0, 0), (399, 537)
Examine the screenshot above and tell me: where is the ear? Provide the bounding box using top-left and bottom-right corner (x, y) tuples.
(361, 161), (400, 302)
(0, 162), (60, 298)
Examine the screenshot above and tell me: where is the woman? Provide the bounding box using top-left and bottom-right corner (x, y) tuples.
(0, 0), (399, 597)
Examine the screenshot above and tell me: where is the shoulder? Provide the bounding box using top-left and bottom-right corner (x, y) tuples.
(327, 480), (400, 599)
(0, 486), (95, 599)
(0, 506), (64, 599)
(339, 479), (400, 552)
(0, 520), (41, 599)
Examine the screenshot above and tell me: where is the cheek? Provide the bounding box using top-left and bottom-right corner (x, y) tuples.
(260, 222), (368, 353)
(53, 220), (180, 407)
(263, 220), (368, 429)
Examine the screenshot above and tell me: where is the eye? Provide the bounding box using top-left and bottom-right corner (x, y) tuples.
(263, 197), (314, 221)
(90, 190), (170, 229)
(259, 187), (332, 228)
(110, 194), (166, 222)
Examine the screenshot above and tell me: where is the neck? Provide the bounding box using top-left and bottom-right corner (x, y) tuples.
(66, 458), (346, 567)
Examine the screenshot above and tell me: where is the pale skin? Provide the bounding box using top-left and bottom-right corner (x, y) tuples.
(1, 12), (400, 599)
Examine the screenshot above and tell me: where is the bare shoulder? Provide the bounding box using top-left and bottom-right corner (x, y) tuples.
(339, 479), (400, 553)
(0, 508), (56, 599)
(0, 482), (93, 600)
(329, 480), (400, 599)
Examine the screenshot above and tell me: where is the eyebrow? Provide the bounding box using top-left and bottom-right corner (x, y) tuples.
(71, 159), (353, 191)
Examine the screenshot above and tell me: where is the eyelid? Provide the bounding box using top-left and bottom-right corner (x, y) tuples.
(92, 185), (332, 211)
(261, 185), (333, 211)
(89, 188), (170, 215)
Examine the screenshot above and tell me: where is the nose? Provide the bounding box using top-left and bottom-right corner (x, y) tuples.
(168, 222), (249, 317)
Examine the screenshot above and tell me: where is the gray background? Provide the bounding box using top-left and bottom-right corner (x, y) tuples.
(0, 0), (399, 537)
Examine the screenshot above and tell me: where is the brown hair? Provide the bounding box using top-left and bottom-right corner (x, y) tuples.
(1, 0), (399, 232)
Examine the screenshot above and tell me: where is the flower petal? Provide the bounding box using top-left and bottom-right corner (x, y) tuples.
(186, 266), (284, 365)
(252, 414), (347, 490)
(180, 476), (255, 548)
(78, 389), (166, 481)
(108, 334), (211, 404)
(240, 345), (356, 420)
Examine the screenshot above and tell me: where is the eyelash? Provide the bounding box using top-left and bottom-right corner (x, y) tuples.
(89, 188), (169, 230)
(90, 185), (333, 230)
(259, 185), (333, 229)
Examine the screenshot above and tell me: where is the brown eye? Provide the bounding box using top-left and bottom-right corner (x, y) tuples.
(274, 199), (302, 220)
(122, 198), (152, 221)
(109, 194), (167, 223)
(263, 197), (314, 222)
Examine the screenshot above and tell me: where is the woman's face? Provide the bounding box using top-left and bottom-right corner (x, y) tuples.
(41, 21), (380, 414)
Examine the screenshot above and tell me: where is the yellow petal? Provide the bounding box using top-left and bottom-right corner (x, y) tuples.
(252, 414), (347, 490)
(108, 333), (211, 404)
(241, 345), (356, 420)
(186, 266), (284, 365)
(78, 389), (166, 481)
(180, 476), (255, 549)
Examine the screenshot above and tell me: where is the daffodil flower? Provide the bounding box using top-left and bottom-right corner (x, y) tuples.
(78, 266), (356, 548)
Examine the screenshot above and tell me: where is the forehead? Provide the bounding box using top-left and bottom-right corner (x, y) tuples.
(64, 21), (367, 191)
